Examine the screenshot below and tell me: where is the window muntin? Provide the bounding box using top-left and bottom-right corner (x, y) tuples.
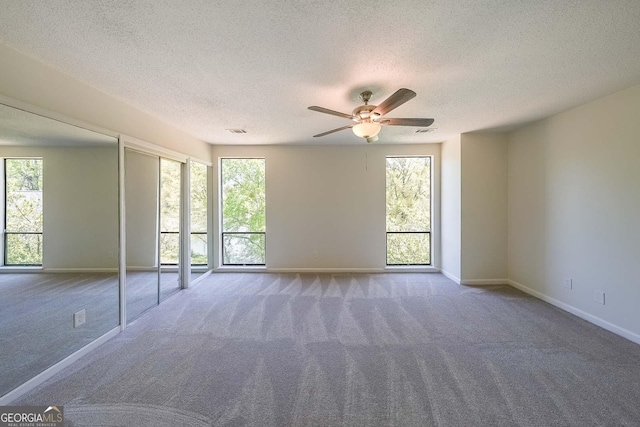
(386, 156), (431, 265)
(190, 160), (208, 266)
(220, 158), (266, 265)
(4, 158), (43, 266)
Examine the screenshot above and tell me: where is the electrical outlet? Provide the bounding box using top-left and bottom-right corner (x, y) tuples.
(594, 291), (605, 305)
(564, 278), (573, 289)
(108, 251), (115, 258)
(74, 309), (86, 327)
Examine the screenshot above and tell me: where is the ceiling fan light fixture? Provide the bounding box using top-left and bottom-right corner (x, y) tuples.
(352, 122), (381, 139)
(309, 88), (432, 142)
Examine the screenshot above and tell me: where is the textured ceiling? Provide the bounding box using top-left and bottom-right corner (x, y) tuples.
(1, 0), (640, 145)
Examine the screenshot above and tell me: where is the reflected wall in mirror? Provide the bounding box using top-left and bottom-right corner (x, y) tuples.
(0, 104), (119, 398)
(190, 160), (209, 281)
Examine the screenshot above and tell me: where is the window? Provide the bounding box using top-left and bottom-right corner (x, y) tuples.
(4, 158), (43, 265)
(190, 160), (208, 266)
(386, 156), (431, 265)
(160, 158), (181, 265)
(220, 158), (265, 265)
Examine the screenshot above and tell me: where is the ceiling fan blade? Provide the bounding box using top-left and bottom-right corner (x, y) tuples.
(380, 118), (435, 127)
(313, 125), (353, 137)
(308, 106), (353, 119)
(372, 88), (417, 117)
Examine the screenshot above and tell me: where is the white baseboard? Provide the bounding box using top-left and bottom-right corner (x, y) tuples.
(0, 327), (120, 404)
(441, 269), (461, 284)
(214, 266), (443, 274)
(264, 268), (440, 274)
(0, 267), (118, 274)
(0, 266), (43, 273)
(508, 279), (640, 346)
(43, 268), (118, 273)
(461, 278), (509, 286)
(263, 268), (386, 273)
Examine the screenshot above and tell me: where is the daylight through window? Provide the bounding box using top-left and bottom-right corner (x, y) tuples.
(220, 158), (266, 265)
(4, 158), (43, 265)
(386, 156), (431, 265)
(160, 158), (181, 265)
(190, 160), (208, 266)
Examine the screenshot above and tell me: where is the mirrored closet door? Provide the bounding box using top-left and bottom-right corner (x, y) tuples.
(124, 148), (160, 321)
(124, 149), (184, 321)
(0, 103), (119, 399)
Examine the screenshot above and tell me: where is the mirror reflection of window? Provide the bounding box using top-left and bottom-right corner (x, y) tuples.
(4, 158), (43, 266)
(160, 158), (181, 265)
(190, 161), (208, 269)
(159, 157), (181, 300)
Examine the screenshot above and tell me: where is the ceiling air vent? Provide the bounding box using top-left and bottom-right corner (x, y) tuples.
(226, 129), (247, 134)
(415, 128), (434, 133)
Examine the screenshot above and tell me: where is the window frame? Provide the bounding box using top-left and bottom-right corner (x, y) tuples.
(3, 157), (44, 266)
(219, 157), (266, 267)
(385, 155), (433, 266)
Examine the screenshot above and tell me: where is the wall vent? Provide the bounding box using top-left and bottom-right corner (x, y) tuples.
(415, 128), (434, 133)
(226, 129), (247, 134)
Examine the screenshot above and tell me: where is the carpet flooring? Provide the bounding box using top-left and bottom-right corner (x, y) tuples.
(13, 273), (640, 426)
(0, 272), (119, 397)
(0, 270), (187, 397)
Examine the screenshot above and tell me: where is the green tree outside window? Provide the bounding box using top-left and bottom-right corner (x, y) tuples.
(386, 157), (431, 265)
(5, 158), (43, 265)
(221, 158), (265, 265)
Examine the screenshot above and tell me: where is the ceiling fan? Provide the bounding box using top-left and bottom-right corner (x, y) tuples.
(308, 88), (434, 142)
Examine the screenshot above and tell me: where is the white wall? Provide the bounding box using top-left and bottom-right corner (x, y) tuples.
(125, 149), (159, 268)
(461, 133), (508, 283)
(508, 83), (640, 342)
(0, 146), (119, 269)
(440, 136), (461, 281)
(0, 43), (211, 161)
(212, 143), (440, 270)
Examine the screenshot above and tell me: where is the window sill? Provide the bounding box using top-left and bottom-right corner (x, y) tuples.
(384, 266), (439, 273)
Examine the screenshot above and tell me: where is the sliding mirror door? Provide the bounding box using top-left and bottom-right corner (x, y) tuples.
(0, 103), (119, 399)
(125, 150), (184, 319)
(125, 149), (160, 321)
